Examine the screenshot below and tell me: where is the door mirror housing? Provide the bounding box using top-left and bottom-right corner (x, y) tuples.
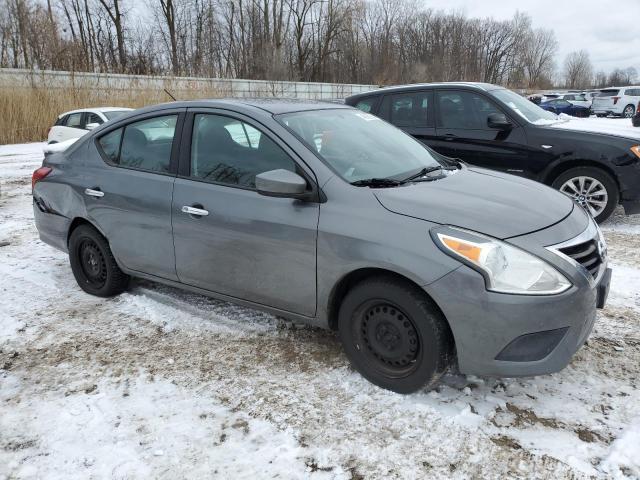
(487, 113), (513, 130)
(85, 122), (100, 131)
(256, 169), (308, 199)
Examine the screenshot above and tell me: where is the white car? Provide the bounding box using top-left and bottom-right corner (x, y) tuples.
(47, 107), (133, 144)
(592, 87), (640, 118)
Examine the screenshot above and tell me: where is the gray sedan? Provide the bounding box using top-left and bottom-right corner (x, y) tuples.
(32, 99), (611, 393)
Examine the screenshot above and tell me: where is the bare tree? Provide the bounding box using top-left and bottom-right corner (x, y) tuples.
(564, 50), (593, 89)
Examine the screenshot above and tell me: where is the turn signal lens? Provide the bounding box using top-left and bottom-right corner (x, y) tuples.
(631, 145), (640, 159)
(441, 237), (482, 262)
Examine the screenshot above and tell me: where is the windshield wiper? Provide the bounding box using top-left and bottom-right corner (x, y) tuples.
(350, 178), (402, 188)
(399, 166), (444, 183)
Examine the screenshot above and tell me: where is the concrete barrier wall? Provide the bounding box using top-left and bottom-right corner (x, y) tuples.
(0, 68), (378, 99)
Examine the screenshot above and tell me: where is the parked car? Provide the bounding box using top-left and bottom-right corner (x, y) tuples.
(539, 98), (591, 117)
(346, 83), (640, 222)
(633, 103), (640, 127)
(592, 87), (640, 118)
(32, 99), (611, 393)
(48, 107), (133, 144)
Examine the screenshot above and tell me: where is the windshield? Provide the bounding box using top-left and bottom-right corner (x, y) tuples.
(491, 89), (560, 125)
(103, 110), (130, 121)
(277, 109), (442, 183)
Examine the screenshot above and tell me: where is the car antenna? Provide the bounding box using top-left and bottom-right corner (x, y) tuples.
(164, 89), (178, 101)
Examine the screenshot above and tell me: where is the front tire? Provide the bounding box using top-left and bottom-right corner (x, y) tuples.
(552, 167), (619, 223)
(68, 224), (129, 296)
(338, 276), (452, 394)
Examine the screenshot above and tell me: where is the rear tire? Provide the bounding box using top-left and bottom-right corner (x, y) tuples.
(338, 276), (452, 393)
(623, 104), (635, 118)
(68, 224), (129, 297)
(551, 167), (619, 223)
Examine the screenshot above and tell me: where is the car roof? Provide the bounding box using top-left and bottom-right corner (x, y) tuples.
(345, 82), (503, 100)
(59, 107), (134, 117)
(115, 98), (352, 116)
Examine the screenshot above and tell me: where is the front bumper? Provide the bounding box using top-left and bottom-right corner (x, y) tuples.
(426, 264), (608, 377)
(425, 211), (610, 378)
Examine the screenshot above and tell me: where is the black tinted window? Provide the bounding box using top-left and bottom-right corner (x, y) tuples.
(354, 97), (377, 113)
(55, 115), (67, 126)
(599, 90), (620, 97)
(383, 92), (433, 127)
(437, 91), (501, 129)
(97, 128), (123, 163)
(190, 114), (296, 188)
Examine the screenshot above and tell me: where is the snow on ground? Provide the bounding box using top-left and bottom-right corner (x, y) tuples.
(1, 142), (639, 479)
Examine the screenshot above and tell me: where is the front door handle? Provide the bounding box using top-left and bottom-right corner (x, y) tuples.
(182, 205), (209, 217)
(443, 134), (457, 141)
(84, 188), (104, 198)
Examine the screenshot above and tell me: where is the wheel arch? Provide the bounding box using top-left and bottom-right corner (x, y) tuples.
(67, 217), (108, 247)
(541, 159), (620, 194)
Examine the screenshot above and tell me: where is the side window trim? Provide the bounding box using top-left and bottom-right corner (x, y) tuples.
(94, 110), (185, 176)
(178, 108), (320, 198)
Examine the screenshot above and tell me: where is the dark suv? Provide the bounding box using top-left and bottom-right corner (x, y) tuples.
(346, 83), (640, 223)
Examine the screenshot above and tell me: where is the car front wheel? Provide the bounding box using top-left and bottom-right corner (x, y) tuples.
(338, 276), (452, 393)
(552, 167), (619, 223)
(68, 224), (130, 297)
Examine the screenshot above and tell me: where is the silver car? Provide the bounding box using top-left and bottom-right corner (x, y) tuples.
(32, 99), (611, 393)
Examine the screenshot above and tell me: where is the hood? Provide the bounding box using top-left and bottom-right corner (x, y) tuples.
(546, 116), (640, 141)
(374, 168), (574, 239)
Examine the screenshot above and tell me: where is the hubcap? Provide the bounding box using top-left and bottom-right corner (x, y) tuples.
(559, 176), (608, 217)
(79, 239), (107, 287)
(624, 106), (635, 118)
(358, 302), (419, 373)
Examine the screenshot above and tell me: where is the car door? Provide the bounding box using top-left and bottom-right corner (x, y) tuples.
(171, 110), (319, 316)
(434, 89), (531, 176)
(87, 110), (185, 280)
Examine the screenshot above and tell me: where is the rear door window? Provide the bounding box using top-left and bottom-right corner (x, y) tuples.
(86, 113), (104, 126)
(381, 91), (434, 127)
(96, 115), (178, 173)
(65, 113), (83, 129)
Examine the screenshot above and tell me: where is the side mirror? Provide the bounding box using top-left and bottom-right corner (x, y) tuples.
(85, 122), (100, 131)
(487, 113), (513, 130)
(256, 169), (308, 198)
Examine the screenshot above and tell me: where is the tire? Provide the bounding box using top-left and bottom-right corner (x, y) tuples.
(551, 167), (619, 223)
(338, 276), (452, 394)
(623, 104), (636, 118)
(68, 224), (130, 297)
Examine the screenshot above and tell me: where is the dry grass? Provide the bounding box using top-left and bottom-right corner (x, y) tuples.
(0, 85), (225, 145)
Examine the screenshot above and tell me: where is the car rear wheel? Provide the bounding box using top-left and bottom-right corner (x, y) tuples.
(338, 276), (452, 393)
(623, 104), (636, 118)
(68, 224), (130, 297)
(552, 167), (618, 223)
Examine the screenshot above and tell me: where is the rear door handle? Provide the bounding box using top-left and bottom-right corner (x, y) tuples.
(182, 205), (209, 216)
(443, 134), (457, 141)
(84, 188), (104, 198)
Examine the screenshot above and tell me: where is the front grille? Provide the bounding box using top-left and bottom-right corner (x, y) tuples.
(558, 239), (602, 278)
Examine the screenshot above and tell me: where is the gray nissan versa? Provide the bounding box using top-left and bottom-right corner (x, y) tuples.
(32, 99), (611, 393)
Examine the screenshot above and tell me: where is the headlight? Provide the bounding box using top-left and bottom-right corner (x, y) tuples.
(431, 227), (571, 295)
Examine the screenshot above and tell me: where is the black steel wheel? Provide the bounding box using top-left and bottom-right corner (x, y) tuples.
(338, 276), (453, 393)
(69, 224), (129, 297)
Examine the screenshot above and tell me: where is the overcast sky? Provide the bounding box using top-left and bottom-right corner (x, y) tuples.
(428, 0), (640, 74)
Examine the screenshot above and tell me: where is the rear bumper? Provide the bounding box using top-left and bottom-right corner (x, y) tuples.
(33, 200), (70, 253)
(426, 264), (605, 377)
